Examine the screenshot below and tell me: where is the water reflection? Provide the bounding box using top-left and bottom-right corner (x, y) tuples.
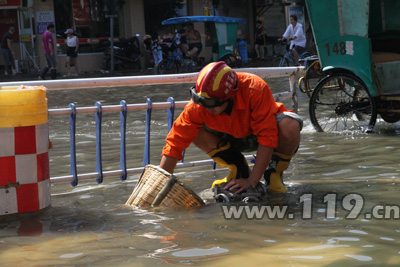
(1, 77), (400, 265)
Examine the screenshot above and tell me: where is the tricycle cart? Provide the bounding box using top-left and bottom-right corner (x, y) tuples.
(161, 16), (245, 70)
(304, 0), (400, 132)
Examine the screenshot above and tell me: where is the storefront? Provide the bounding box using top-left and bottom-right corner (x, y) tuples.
(0, 0), (36, 73)
(1, 0), (302, 75)
(1, 0), (144, 75)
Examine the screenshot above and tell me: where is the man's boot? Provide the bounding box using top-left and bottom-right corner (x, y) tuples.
(264, 151), (295, 193)
(39, 66), (49, 80)
(208, 142), (250, 190)
(50, 69), (57, 79)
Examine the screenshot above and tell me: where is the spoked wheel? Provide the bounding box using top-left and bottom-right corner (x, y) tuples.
(309, 73), (377, 133)
(220, 54), (242, 68)
(157, 58), (179, 74)
(278, 57), (289, 67)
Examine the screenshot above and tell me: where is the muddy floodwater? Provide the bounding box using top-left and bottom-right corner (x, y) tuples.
(1, 76), (400, 266)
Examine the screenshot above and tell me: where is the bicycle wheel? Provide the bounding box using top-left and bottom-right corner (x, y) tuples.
(309, 73), (377, 133)
(157, 58), (179, 74)
(220, 54), (242, 68)
(278, 57), (289, 67)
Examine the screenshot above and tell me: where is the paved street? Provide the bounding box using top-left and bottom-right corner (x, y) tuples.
(0, 58), (272, 84)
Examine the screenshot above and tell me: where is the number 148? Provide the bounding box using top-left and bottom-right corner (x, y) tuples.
(325, 42), (346, 56)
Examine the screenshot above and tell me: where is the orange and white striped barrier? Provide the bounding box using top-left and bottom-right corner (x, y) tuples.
(0, 86), (50, 216)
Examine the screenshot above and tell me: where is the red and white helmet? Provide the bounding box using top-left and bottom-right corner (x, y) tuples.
(195, 61), (239, 101)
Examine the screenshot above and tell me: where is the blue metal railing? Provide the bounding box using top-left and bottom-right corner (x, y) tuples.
(45, 68), (301, 185)
(143, 99), (152, 167)
(49, 92), (294, 186)
(120, 100), (128, 181)
(68, 103), (78, 186)
(49, 100), (192, 185)
(95, 101), (103, 184)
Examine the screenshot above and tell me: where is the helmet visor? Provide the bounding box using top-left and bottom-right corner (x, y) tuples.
(190, 87), (227, 108)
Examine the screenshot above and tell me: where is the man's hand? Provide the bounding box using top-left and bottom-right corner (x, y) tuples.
(224, 178), (254, 194)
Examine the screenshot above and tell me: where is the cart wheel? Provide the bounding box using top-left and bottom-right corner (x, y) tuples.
(380, 113), (400, 123)
(377, 99), (400, 123)
(157, 58), (179, 74)
(309, 73), (377, 133)
(220, 54), (242, 68)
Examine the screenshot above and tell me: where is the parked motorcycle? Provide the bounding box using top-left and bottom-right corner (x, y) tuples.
(103, 36), (143, 71)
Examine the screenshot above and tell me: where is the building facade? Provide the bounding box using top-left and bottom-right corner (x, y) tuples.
(0, 0), (305, 75)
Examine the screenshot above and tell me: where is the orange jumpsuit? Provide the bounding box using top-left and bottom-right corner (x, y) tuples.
(162, 72), (290, 160)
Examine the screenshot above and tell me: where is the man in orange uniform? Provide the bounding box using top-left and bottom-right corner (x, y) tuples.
(160, 62), (302, 194)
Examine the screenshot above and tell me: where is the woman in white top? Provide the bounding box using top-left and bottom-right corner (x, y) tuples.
(278, 15), (306, 65)
(65, 28), (79, 77)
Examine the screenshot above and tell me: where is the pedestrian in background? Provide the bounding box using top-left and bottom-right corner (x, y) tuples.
(1, 26), (18, 76)
(181, 23), (202, 60)
(39, 24), (57, 80)
(150, 31), (163, 71)
(254, 20), (267, 60)
(65, 28), (79, 77)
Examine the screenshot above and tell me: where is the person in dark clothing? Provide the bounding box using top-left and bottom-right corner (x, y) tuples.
(254, 20), (267, 60)
(181, 23), (202, 60)
(1, 26), (17, 76)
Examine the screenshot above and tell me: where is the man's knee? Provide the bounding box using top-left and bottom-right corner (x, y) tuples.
(193, 125), (221, 153)
(279, 117), (301, 138)
(277, 117), (301, 153)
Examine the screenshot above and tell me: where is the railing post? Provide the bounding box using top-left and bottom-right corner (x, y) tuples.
(120, 100), (127, 180)
(167, 97), (186, 163)
(289, 74), (298, 113)
(167, 97), (175, 133)
(68, 103), (78, 186)
(95, 102), (103, 184)
(143, 98), (152, 167)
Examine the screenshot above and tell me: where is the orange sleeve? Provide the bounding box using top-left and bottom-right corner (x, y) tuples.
(249, 80), (282, 148)
(162, 101), (203, 160)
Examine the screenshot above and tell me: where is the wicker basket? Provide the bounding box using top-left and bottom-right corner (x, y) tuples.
(125, 164), (205, 208)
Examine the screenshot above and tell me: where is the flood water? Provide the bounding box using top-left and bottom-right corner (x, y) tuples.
(1, 75), (400, 266)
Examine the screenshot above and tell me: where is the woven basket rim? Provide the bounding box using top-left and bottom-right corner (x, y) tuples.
(126, 164), (204, 208)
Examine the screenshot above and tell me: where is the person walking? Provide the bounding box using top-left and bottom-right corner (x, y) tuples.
(254, 20), (267, 60)
(159, 61), (302, 194)
(39, 24), (57, 80)
(65, 28), (79, 77)
(1, 26), (17, 76)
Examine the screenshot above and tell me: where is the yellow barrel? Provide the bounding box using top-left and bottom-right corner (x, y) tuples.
(0, 86), (48, 127)
(0, 86), (50, 216)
